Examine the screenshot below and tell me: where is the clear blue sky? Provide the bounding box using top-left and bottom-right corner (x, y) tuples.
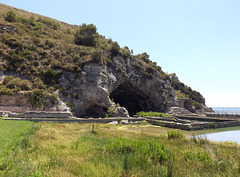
(1, 0), (240, 107)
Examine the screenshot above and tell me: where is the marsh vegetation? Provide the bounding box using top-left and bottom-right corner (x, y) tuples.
(0, 119), (239, 176)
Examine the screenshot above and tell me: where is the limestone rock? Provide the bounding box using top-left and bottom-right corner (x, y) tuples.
(18, 111), (73, 118)
(0, 55), (210, 118)
(196, 105), (214, 114)
(168, 107), (193, 115)
(108, 121), (118, 125)
(0, 92), (70, 113)
(120, 120), (129, 125)
(0, 111), (11, 117)
(57, 57), (179, 117)
(110, 107), (129, 117)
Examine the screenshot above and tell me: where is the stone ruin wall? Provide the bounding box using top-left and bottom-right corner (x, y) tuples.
(0, 94), (52, 113)
(0, 93), (72, 118)
(0, 94), (30, 113)
(0, 111), (72, 119)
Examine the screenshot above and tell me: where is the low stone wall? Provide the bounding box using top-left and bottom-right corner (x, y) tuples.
(147, 119), (240, 131)
(0, 95), (29, 107)
(206, 113), (240, 119)
(0, 106), (31, 113)
(4, 117), (144, 124)
(18, 111), (73, 119)
(0, 110), (73, 119)
(0, 111), (11, 117)
(0, 106), (58, 113)
(175, 115), (234, 122)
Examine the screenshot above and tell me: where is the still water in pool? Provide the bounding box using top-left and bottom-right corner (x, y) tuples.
(196, 129), (240, 144)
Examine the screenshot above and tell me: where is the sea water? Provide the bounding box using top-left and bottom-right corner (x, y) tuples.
(212, 107), (240, 114)
(198, 130), (240, 144)
(197, 107), (240, 144)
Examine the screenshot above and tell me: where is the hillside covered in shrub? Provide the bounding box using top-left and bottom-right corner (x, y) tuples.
(0, 3), (207, 117)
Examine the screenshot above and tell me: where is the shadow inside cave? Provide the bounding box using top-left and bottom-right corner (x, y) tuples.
(110, 82), (154, 116)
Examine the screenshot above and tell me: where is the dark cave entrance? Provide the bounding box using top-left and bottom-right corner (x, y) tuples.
(184, 100), (195, 113)
(110, 82), (154, 116)
(84, 105), (107, 118)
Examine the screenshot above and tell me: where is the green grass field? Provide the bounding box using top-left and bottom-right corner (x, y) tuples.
(0, 118), (35, 154)
(0, 120), (239, 177)
(136, 111), (171, 117)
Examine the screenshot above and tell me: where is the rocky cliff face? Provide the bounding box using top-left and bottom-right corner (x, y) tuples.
(0, 91), (70, 113)
(58, 56), (178, 117)
(0, 54), (209, 118)
(0, 4), (211, 117)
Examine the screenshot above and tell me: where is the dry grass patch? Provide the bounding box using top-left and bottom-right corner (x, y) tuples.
(0, 122), (239, 177)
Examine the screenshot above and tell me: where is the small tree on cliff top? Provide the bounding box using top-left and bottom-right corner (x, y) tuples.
(111, 41), (120, 57)
(4, 10), (17, 22)
(74, 23), (98, 46)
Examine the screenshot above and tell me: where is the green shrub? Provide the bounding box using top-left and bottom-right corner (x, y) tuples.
(141, 71), (154, 79)
(37, 17), (60, 30)
(42, 68), (57, 85)
(107, 138), (172, 164)
(137, 52), (150, 63)
(49, 93), (58, 104)
(65, 102), (73, 109)
(162, 73), (171, 81)
(136, 111), (170, 117)
(208, 123), (217, 129)
(33, 22), (44, 31)
(20, 80), (32, 90)
(106, 57), (113, 66)
(2, 76), (14, 85)
(238, 158), (240, 173)
(18, 16), (36, 26)
(5, 78), (21, 89)
(183, 150), (211, 163)
(175, 90), (189, 99)
(27, 89), (46, 109)
(167, 130), (184, 140)
(121, 46), (131, 59)
(4, 10), (17, 22)
(132, 61), (142, 70)
(111, 41), (120, 56)
(191, 135), (208, 145)
(90, 51), (102, 64)
(141, 66), (155, 79)
(65, 28), (72, 34)
(0, 85), (14, 95)
(44, 40), (55, 49)
(2, 36), (22, 49)
(48, 87), (55, 93)
(74, 23), (98, 46)
(4, 77), (32, 90)
(193, 102), (202, 110)
(28, 16), (37, 26)
(33, 78), (46, 89)
(18, 17), (28, 24)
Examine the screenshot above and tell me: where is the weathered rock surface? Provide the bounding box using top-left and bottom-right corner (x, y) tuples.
(120, 120), (129, 125)
(0, 56), (211, 118)
(106, 102), (129, 117)
(58, 56), (179, 117)
(0, 111), (72, 118)
(18, 111), (72, 118)
(109, 107), (129, 117)
(168, 107), (193, 115)
(0, 92), (70, 113)
(108, 121), (118, 125)
(0, 4), (211, 118)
